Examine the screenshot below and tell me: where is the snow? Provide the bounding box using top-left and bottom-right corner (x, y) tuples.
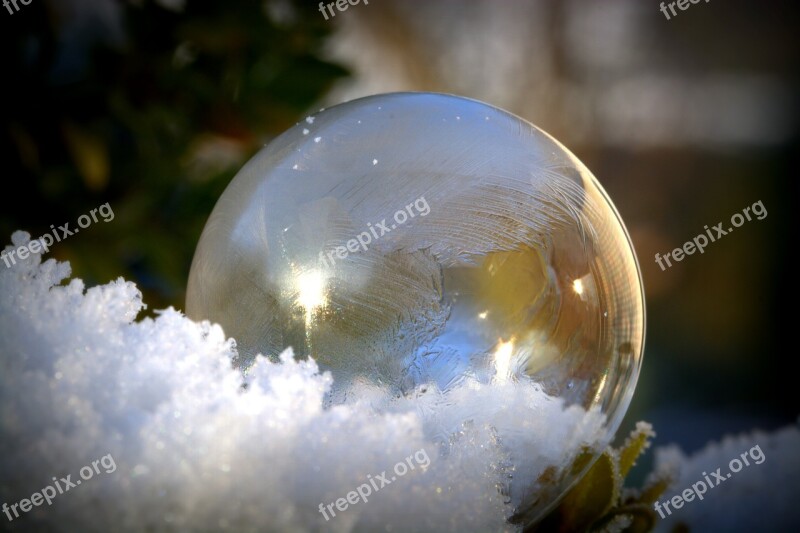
(0, 231), (608, 532)
(653, 421), (800, 532)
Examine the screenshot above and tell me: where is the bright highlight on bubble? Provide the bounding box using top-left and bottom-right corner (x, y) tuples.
(294, 269), (327, 324)
(187, 92), (645, 524)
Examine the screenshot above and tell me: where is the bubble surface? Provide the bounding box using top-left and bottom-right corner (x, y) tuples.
(187, 93), (645, 523)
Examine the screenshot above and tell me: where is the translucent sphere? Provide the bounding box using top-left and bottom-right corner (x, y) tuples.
(186, 93), (644, 523)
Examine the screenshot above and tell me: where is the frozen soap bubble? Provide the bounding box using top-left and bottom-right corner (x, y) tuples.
(186, 93), (644, 524)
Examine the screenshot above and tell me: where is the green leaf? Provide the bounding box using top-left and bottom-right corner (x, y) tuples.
(516, 421), (669, 533)
(619, 422), (655, 478)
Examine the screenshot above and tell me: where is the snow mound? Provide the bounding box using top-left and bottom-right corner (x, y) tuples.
(0, 231), (609, 532)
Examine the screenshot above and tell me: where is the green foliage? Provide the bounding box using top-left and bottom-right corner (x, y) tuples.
(1, 0), (348, 311)
(513, 422), (672, 533)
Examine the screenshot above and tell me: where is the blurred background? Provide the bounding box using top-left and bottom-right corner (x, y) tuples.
(1, 0), (797, 459)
